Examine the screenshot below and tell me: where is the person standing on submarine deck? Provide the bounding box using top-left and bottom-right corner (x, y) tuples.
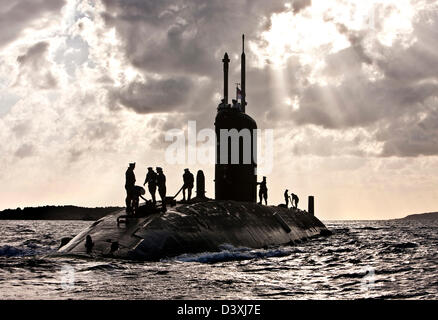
(125, 163), (136, 214)
(289, 192), (299, 208)
(257, 177), (268, 205)
(156, 167), (166, 211)
(182, 168), (194, 202)
(293, 193), (299, 209)
(284, 189), (289, 208)
(143, 167), (157, 205)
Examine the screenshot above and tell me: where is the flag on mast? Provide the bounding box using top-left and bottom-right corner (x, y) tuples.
(236, 86), (242, 100)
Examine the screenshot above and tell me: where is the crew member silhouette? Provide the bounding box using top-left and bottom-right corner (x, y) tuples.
(293, 193), (299, 209)
(182, 168), (194, 202)
(156, 167), (166, 211)
(284, 189), (289, 207)
(290, 193), (299, 208)
(232, 99), (240, 110)
(257, 176), (268, 205)
(131, 185), (146, 215)
(143, 167), (157, 205)
(125, 163), (136, 214)
(85, 235), (94, 254)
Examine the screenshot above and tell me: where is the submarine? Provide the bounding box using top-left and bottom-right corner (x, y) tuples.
(58, 35), (330, 261)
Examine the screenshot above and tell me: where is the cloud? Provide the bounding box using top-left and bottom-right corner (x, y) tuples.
(112, 77), (193, 113)
(377, 99), (438, 157)
(84, 120), (119, 141)
(259, 2), (438, 158)
(14, 143), (34, 158)
(0, 0), (66, 48)
(275, 125), (377, 158)
(11, 121), (31, 138)
(291, 75), (438, 129)
(95, 0), (438, 159)
(292, 0), (312, 14)
(15, 41), (58, 89)
(99, 0), (286, 118)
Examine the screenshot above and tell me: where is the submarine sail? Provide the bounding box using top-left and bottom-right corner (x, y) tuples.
(215, 35), (257, 202)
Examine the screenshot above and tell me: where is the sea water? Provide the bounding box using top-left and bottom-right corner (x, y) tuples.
(0, 220), (436, 299)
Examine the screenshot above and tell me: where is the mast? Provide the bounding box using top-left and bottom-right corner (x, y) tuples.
(222, 52), (230, 105)
(241, 34), (246, 113)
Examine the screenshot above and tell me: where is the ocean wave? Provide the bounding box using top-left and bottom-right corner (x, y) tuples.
(0, 245), (35, 257)
(331, 271), (368, 279)
(0, 257), (56, 270)
(16, 227), (35, 234)
(169, 244), (297, 264)
(241, 266), (291, 273)
(78, 263), (127, 272)
(373, 292), (425, 299)
(356, 226), (382, 231)
(376, 266), (413, 275)
(0, 242), (55, 257)
(332, 228), (350, 234)
(21, 238), (44, 248)
(392, 242), (418, 249)
(324, 247), (354, 254)
(381, 242), (419, 253)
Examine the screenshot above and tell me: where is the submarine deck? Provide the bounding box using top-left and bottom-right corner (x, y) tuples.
(57, 200), (329, 261)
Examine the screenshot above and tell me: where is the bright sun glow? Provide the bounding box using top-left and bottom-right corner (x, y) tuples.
(285, 95), (300, 111)
(253, 0), (416, 70)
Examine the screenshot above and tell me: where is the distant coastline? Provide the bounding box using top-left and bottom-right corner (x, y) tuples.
(0, 205), (122, 220)
(399, 211), (438, 221)
(1, 206), (437, 221)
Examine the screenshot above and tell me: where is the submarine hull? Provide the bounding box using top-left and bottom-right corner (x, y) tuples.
(57, 201), (329, 261)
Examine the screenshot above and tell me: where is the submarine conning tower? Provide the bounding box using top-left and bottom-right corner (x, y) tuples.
(215, 35), (258, 202)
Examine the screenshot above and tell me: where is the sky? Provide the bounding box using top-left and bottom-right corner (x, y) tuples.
(0, 0), (438, 220)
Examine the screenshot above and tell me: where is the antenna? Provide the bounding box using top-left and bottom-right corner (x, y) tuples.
(241, 34), (246, 113)
(242, 34), (245, 53)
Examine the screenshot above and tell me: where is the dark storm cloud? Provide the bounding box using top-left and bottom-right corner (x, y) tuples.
(101, 0), (285, 75)
(0, 0), (66, 48)
(101, 0), (285, 114)
(15, 41), (57, 89)
(99, 0), (291, 155)
(112, 77), (193, 113)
